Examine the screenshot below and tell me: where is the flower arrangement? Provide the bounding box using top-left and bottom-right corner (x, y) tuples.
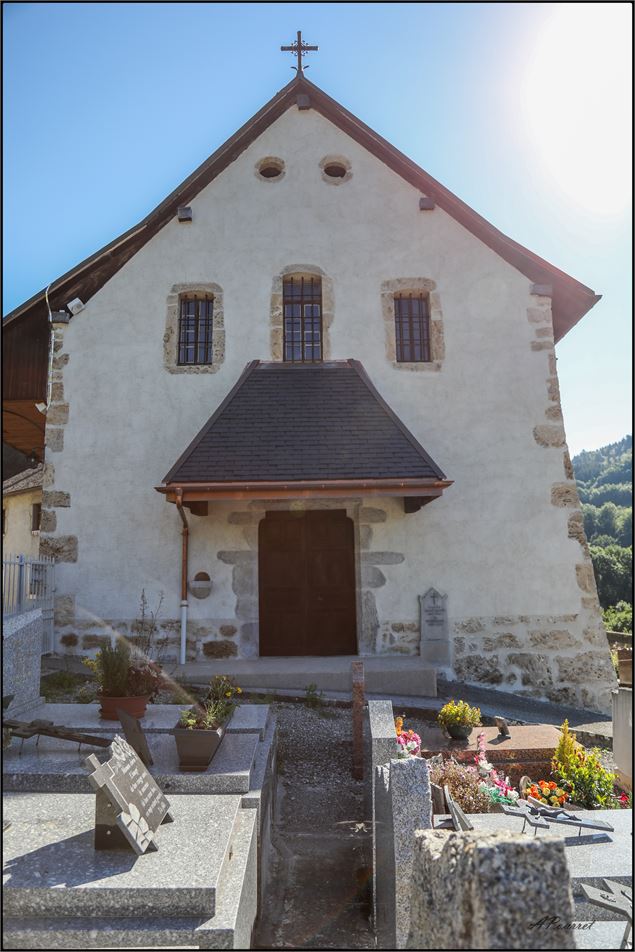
(394, 716), (421, 758)
(179, 676), (242, 732)
(429, 758), (491, 813)
(527, 779), (569, 807)
(396, 730), (422, 758)
(437, 700), (481, 739)
(473, 732), (519, 807)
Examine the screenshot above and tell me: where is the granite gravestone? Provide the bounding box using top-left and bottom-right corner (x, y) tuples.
(117, 708), (154, 766)
(85, 735), (173, 854)
(419, 588), (450, 666)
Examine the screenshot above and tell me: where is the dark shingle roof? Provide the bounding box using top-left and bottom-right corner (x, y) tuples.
(164, 361), (445, 485)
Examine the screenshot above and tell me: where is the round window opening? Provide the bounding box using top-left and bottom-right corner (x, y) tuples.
(256, 158), (285, 181)
(324, 163), (348, 178)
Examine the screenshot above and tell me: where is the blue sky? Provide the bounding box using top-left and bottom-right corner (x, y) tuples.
(3, 2), (632, 454)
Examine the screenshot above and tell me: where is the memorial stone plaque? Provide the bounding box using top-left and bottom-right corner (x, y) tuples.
(419, 588), (450, 665)
(85, 735), (173, 854)
(117, 708), (154, 766)
(421, 588), (448, 637)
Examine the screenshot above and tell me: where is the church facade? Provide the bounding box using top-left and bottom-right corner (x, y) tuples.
(3, 75), (616, 712)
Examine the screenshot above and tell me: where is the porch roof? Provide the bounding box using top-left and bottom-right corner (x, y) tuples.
(156, 360), (452, 506)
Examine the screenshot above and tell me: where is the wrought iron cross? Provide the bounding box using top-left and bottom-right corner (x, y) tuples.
(281, 31), (318, 75)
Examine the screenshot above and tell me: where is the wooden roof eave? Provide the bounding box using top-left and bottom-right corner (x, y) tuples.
(156, 478), (453, 503)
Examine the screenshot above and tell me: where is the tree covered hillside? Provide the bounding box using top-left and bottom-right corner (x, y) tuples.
(573, 435), (632, 631)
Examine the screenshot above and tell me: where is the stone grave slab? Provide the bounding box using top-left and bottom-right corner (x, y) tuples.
(3, 731), (260, 795)
(2, 792), (241, 919)
(421, 723), (562, 785)
(13, 701), (270, 738)
(2, 798), (259, 950)
(469, 809), (632, 921)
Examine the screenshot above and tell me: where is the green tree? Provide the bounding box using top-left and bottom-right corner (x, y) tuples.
(603, 601), (633, 634)
(590, 544), (633, 608)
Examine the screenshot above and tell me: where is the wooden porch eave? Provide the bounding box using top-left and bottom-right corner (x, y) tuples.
(156, 478), (453, 504)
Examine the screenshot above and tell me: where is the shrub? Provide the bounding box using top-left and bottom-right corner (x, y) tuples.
(430, 758), (491, 813)
(552, 719), (618, 809)
(437, 699), (481, 730)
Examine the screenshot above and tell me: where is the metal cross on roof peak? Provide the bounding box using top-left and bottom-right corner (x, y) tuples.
(281, 31), (318, 76)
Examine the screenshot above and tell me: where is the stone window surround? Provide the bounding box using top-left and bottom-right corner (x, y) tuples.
(254, 156), (286, 182)
(319, 154), (353, 185)
(270, 264), (334, 361)
(380, 278), (445, 371)
(164, 282), (225, 374)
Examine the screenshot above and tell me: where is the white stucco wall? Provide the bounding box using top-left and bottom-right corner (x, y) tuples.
(3, 490), (41, 559)
(40, 104), (615, 710)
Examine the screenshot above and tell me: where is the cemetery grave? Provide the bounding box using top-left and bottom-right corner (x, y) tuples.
(2, 664), (632, 950)
(2, 696), (277, 949)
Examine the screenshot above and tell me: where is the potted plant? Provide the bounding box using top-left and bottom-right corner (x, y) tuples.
(84, 640), (165, 720)
(437, 699), (482, 740)
(173, 675), (241, 772)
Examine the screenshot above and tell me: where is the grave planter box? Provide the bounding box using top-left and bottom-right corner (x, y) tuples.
(617, 649), (632, 687)
(99, 694), (150, 721)
(172, 717), (230, 772)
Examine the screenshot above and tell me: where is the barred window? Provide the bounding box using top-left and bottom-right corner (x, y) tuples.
(178, 296), (214, 365)
(283, 276), (322, 362)
(394, 295), (431, 362)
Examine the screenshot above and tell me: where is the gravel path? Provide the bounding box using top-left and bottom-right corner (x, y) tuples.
(255, 702), (374, 950)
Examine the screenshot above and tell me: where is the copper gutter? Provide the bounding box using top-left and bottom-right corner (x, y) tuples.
(157, 478), (453, 503)
(175, 488), (189, 664)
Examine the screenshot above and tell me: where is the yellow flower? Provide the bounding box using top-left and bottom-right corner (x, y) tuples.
(225, 691), (232, 697)
(237, 687), (242, 694)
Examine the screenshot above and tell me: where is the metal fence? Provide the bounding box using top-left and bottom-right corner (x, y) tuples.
(2, 554), (56, 653)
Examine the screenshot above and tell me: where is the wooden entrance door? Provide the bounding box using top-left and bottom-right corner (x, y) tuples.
(258, 510), (357, 656)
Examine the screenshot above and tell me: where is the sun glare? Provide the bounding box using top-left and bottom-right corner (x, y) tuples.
(522, 3), (632, 216)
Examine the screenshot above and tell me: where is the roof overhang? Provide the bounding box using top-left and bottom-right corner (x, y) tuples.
(156, 478), (453, 515)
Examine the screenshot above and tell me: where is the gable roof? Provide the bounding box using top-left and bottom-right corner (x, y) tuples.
(4, 75), (598, 342)
(160, 360), (448, 492)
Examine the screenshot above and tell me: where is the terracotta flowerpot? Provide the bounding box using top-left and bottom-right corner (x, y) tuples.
(446, 723), (474, 741)
(98, 694), (150, 721)
(173, 720), (228, 772)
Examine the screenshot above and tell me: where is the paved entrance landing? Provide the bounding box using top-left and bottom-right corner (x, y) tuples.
(176, 655), (437, 696)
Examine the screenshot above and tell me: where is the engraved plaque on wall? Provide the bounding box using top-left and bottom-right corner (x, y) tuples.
(419, 587), (450, 665)
(420, 588), (448, 641)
